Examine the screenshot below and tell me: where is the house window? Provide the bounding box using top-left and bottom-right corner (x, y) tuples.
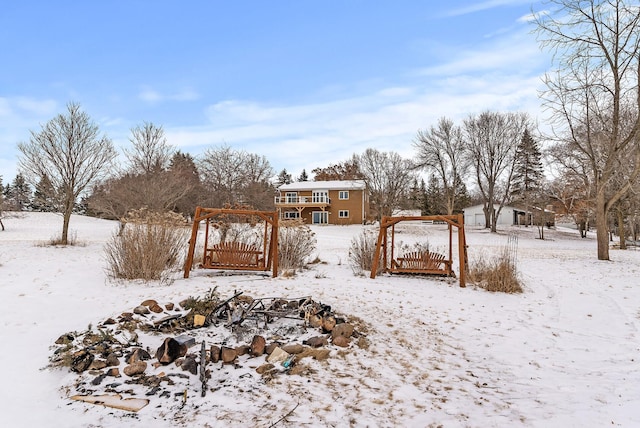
(283, 211), (300, 219)
(312, 190), (329, 203)
(312, 211), (328, 224)
(285, 192), (298, 203)
(338, 210), (349, 218)
(339, 190), (349, 200)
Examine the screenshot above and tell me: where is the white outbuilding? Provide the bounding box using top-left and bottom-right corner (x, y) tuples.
(463, 204), (526, 227)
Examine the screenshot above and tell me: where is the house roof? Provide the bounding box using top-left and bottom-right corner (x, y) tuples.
(278, 180), (366, 191)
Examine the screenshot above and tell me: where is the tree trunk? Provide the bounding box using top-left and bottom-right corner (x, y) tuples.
(62, 196), (74, 245)
(618, 210), (627, 250)
(595, 193), (610, 260)
(0, 218), (4, 231)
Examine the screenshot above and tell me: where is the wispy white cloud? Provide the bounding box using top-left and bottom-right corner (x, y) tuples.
(162, 23), (547, 177)
(138, 86), (200, 103)
(444, 0), (533, 17)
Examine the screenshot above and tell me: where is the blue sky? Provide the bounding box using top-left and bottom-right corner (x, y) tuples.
(0, 0), (550, 185)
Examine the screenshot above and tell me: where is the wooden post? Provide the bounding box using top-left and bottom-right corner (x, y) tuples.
(184, 206), (202, 278)
(457, 213), (466, 287)
(271, 212), (279, 278)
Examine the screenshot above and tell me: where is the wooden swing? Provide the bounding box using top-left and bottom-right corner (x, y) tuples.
(370, 214), (467, 287)
(183, 207), (279, 278)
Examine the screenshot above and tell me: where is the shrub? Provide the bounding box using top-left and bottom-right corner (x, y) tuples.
(468, 236), (522, 293)
(348, 229), (381, 275)
(278, 219), (316, 274)
(104, 208), (189, 281)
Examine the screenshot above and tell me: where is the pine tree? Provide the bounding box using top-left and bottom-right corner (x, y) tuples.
(425, 174), (444, 215)
(6, 173), (32, 211)
(297, 169), (309, 182)
(31, 174), (58, 212)
(511, 129), (545, 224)
(452, 173), (471, 213)
(276, 168), (292, 186)
(512, 130), (544, 199)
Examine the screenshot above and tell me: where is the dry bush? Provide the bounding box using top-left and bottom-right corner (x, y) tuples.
(278, 219), (316, 274)
(348, 229), (381, 275)
(468, 237), (522, 293)
(42, 230), (82, 246)
(104, 208), (189, 281)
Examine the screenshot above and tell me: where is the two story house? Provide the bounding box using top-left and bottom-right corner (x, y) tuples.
(275, 180), (370, 225)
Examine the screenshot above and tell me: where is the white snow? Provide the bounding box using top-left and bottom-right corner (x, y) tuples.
(1, 212), (639, 427)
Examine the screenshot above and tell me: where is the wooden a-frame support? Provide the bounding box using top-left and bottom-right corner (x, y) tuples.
(370, 214), (467, 287)
(183, 207), (279, 278)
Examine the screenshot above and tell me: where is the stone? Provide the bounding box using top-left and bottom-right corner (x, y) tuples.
(55, 333), (74, 345)
(265, 342), (280, 355)
(235, 344), (250, 356)
(221, 347), (237, 364)
(256, 363), (275, 375)
(331, 322), (355, 339)
(141, 299), (158, 307)
(119, 312), (134, 321)
(175, 335), (195, 349)
(71, 350), (94, 373)
(304, 336), (328, 348)
(298, 348), (331, 361)
(193, 314), (206, 327)
(308, 314), (322, 328)
(332, 335), (350, 348)
(149, 304), (164, 313)
(321, 315), (336, 332)
(123, 361), (147, 376)
(106, 368), (120, 377)
(91, 373), (107, 385)
(281, 343), (304, 354)
(165, 303), (174, 311)
(127, 348), (151, 364)
(181, 356), (198, 375)
(156, 338), (182, 364)
(133, 305), (150, 315)
(250, 335), (266, 357)
(89, 359), (108, 370)
(210, 345), (221, 363)
(267, 347), (289, 364)
(106, 353), (120, 367)
(102, 318), (116, 325)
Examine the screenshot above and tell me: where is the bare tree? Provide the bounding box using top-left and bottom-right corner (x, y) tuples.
(18, 102), (117, 244)
(464, 111), (530, 232)
(535, 0), (640, 260)
(414, 117), (469, 215)
(198, 144), (274, 209)
(125, 122), (173, 173)
(88, 128), (197, 224)
(356, 149), (416, 220)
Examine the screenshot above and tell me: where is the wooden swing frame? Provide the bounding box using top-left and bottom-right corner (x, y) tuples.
(183, 207), (279, 278)
(370, 214), (467, 287)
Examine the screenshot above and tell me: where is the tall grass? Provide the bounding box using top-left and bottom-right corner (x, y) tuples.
(278, 219), (316, 274)
(468, 233), (522, 293)
(348, 229), (381, 275)
(104, 209), (189, 281)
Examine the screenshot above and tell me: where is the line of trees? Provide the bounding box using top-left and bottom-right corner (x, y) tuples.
(9, 1), (640, 260)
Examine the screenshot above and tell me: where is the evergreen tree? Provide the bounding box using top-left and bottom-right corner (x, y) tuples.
(297, 169), (309, 182)
(452, 173), (472, 213)
(511, 129), (545, 224)
(31, 174), (59, 212)
(276, 168), (292, 186)
(425, 174), (445, 215)
(6, 173), (32, 211)
(511, 129), (544, 201)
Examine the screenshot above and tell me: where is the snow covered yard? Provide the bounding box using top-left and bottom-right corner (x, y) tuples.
(1, 212), (639, 427)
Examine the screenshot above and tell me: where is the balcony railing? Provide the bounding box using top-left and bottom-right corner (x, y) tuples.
(274, 196), (331, 205)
